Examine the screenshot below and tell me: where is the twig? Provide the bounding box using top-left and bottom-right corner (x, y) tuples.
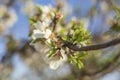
(64, 37), (120, 51)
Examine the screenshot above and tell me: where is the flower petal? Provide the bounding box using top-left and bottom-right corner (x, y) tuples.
(44, 29), (52, 39)
(49, 60), (62, 70)
(34, 21), (45, 31)
(32, 29), (45, 40)
(60, 49), (68, 62)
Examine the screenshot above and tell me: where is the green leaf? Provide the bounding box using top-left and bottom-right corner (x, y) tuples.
(59, 28), (67, 35)
(32, 38), (41, 43)
(68, 52), (85, 69)
(69, 54), (77, 63)
(29, 18), (36, 25)
(76, 60), (84, 69)
(79, 52), (88, 59)
(62, 36), (67, 41)
(46, 39), (56, 47)
(48, 48), (57, 58)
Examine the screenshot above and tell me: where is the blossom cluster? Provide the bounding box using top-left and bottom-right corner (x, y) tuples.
(29, 3), (91, 70)
(26, 3), (68, 70)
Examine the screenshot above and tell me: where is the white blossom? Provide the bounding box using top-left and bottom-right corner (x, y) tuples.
(41, 6), (51, 14)
(48, 49), (68, 70)
(31, 29), (45, 40)
(5, 9), (17, 27)
(0, 6), (17, 34)
(44, 29), (52, 39)
(22, 1), (36, 17)
(40, 5), (55, 24)
(34, 21), (46, 31)
(31, 21), (52, 40)
(32, 28), (52, 40)
(40, 5), (55, 18)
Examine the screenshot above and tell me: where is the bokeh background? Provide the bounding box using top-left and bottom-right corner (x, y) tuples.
(0, 0), (120, 80)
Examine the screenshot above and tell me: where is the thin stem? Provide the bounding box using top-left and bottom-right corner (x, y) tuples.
(64, 37), (120, 51)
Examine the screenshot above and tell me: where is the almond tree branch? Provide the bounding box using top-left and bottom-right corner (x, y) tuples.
(64, 37), (120, 51)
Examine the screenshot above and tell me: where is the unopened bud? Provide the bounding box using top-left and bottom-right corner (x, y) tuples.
(56, 12), (63, 19)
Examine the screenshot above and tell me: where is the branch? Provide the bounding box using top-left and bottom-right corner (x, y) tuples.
(50, 4), (62, 31)
(64, 37), (120, 51)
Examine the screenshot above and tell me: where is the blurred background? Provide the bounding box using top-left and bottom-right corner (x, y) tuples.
(0, 0), (120, 80)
